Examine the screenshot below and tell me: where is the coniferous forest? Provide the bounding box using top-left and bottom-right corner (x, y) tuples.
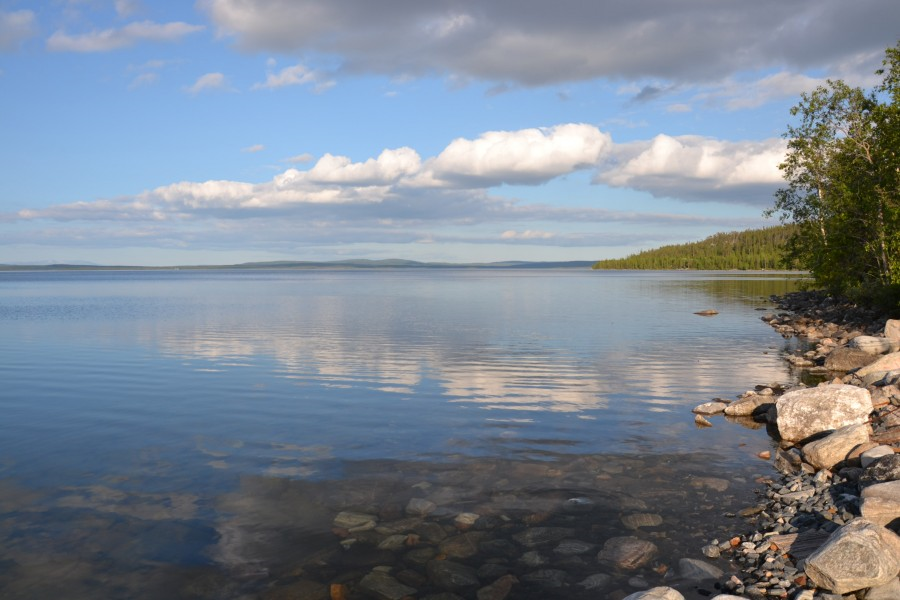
(591, 225), (797, 271)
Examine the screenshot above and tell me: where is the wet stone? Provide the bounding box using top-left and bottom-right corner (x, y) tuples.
(562, 497), (595, 514)
(678, 557), (724, 581)
(333, 511), (378, 531)
(358, 570), (417, 600)
(403, 546), (435, 567)
(479, 538), (518, 558)
(406, 498), (437, 516)
(598, 536), (658, 570)
(475, 574), (517, 600)
(577, 573), (611, 590)
(553, 539), (597, 556)
(520, 568), (568, 589)
(621, 513), (663, 529)
(511, 527), (575, 548)
(518, 550), (547, 568)
(426, 560), (481, 591)
(439, 532), (486, 559)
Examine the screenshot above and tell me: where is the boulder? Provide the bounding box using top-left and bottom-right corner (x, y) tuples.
(824, 347), (879, 371)
(857, 352), (900, 385)
(597, 536), (658, 570)
(802, 423), (871, 470)
(861, 454), (900, 486)
(775, 385), (873, 442)
(885, 319), (900, 343)
(862, 446), (896, 468)
(850, 336), (896, 355)
(804, 518), (900, 594)
(865, 577), (900, 600)
(724, 395), (774, 417)
(476, 575), (517, 600)
(622, 587), (684, 600)
(861, 480), (900, 527)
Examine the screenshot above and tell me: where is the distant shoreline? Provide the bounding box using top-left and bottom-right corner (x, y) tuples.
(0, 259), (598, 272)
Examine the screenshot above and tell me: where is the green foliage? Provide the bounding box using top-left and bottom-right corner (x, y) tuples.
(591, 225), (797, 270)
(767, 42), (900, 310)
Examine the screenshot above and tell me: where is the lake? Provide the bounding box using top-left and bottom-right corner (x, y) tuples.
(0, 269), (802, 599)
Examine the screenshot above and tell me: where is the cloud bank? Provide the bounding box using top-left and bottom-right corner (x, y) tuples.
(199, 0), (897, 86)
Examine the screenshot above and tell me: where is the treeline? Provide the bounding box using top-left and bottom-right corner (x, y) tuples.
(592, 225), (797, 270)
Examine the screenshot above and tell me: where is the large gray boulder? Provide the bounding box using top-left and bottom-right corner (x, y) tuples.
(804, 518), (900, 594)
(802, 423), (871, 470)
(775, 385), (873, 443)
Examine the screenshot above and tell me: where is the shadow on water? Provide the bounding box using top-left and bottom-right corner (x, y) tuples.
(0, 450), (773, 600)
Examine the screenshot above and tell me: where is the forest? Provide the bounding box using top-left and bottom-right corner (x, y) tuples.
(591, 225), (797, 271)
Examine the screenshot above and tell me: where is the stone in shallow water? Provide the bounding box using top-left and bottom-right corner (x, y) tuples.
(520, 569), (568, 589)
(621, 513), (663, 529)
(426, 560), (480, 591)
(552, 539), (597, 555)
(358, 571), (417, 600)
(561, 497), (595, 513)
(622, 587), (684, 600)
(690, 477), (729, 492)
(511, 527), (575, 548)
(693, 401), (728, 415)
(805, 518), (900, 594)
(475, 574), (517, 600)
(577, 573), (611, 590)
(677, 557), (724, 580)
(825, 346), (879, 371)
(598, 536), (658, 570)
(438, 532), (485, 559)
(406, 498), (437, 516)
(333, 511), (377, 531)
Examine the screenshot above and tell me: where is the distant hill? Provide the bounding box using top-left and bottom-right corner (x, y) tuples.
(592, 225), (798, 270)
(0, 259), (596, 271)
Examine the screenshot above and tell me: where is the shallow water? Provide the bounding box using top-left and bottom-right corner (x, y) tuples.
(0, 269), (802, 598)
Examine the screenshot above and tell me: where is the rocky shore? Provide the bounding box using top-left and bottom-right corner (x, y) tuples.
(682, 291), (900, 600)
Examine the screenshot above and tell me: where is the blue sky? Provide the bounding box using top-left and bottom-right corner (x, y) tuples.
(1, 1), (898, 265)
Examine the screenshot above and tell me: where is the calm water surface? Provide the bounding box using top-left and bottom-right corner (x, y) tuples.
(0, 269), (802, 599)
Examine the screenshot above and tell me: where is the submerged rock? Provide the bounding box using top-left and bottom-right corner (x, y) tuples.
(622, 587), (684, 600)
(598, 536), (658, 570)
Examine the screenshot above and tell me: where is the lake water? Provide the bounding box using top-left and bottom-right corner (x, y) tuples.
(0, 269), (802, 599)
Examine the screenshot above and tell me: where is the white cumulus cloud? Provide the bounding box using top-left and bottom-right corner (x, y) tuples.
(595, 135), (786, 205)
(252, 62), (334, 92)
(47, 20), (204, 52)
(306, 148), (422, 186)
(431, 124), (612, 186)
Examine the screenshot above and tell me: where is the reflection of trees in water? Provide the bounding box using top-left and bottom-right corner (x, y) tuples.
(662, 274), (805, 306)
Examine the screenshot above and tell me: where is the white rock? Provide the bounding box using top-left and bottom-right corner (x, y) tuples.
(885, 319), (900, 342)
(775, 385), (873, 442)
(861, 480), (900, 527)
